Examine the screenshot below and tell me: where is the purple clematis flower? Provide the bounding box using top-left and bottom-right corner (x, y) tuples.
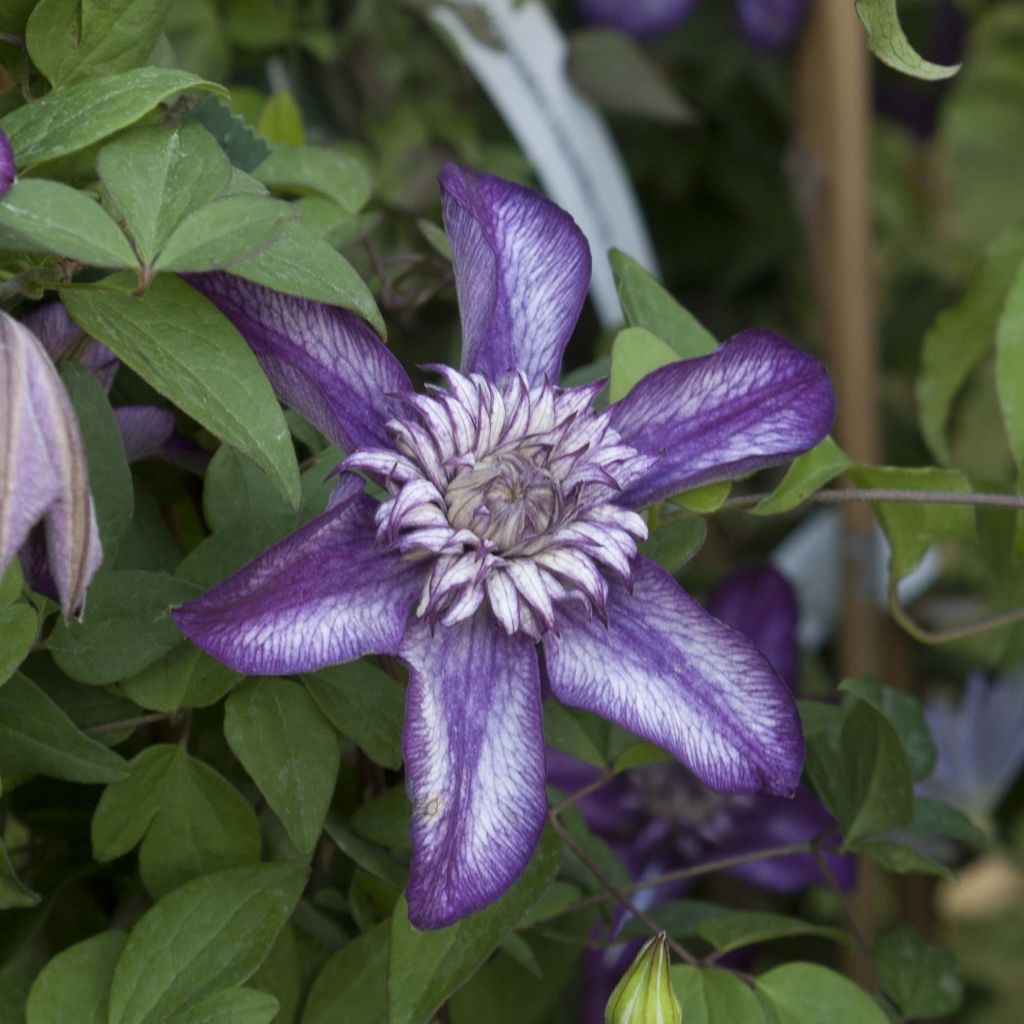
(917, 673), (1024, 824)
(0, 311), (101, 616)
(578, 0), (806, 51)
(0, 129), (15, 197)
(174, 164), (834, 929)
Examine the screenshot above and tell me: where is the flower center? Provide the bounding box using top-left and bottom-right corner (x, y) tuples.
(344, 368), (654, 639)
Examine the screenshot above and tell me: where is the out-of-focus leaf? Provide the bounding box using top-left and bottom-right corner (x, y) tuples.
(107, 862), (307, 1024)
(610, 250), (716, 358)
(25, 931), (127, 1024)
(0, 673), (128, 782)
(27, 0), (173, 87)
(301, 920), (389, 1024)
(185, 95), (271, 173)
(254, 146), (372, 215)
(167, 988), (279, 1024)
(753, 437), (850, 515)
(0, 180), (137, 267)
(671, 966), (765, 1024)
(257, 91), (305, 146)
(905, 797), (987, 848)
(855, 840), (955, 881)
(225, 679), (340, 855)
(995, 258), (1024, 551)
(568, 29), (694, 123)
(756, 963), (889, 1023)
(697, 912), (851, 956)
(63, 275), (301, 507)
(0, 603), (37, 688)
(0, 67), (222, 170)
(854, 0), (960, 80)
(387, 828), (561, 1024)
(0, 837), (39, 909)
(872, 926), (964, 1019)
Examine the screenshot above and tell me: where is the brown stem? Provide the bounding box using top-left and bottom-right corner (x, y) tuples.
(888, 579), (1024, 644)
(549, 767), (616, 818)
(723, 487), (1024, 512)
(812, 848), (878, 989)
(85, 712), (174, 737)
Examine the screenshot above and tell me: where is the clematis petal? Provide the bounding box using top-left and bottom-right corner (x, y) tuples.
(733, 0), (807, 51)
(185, 273), (412, 451)
(401, 612), (547, 929)
(22, 302), (119, 390)
(174, 482), (425, 675)
(440, 163), (591, 387)
(610, 330), (835, 508)
(1, 312), (102, 617)
(114, 406), (176, 463)
(545, 557), (804, 796)
(0, 129), (14, 196)
(577, 0), (699, 38)
(706, 565), (800, 692)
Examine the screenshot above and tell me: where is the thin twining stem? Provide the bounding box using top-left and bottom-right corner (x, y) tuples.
(812, 848), (878, 989)
(887, 579), (1024, 645)
(723, 487), (1024, 512)
(85, 712), (175, 736)
(549, 766), (616, 818)
(547, 809), (699, 966)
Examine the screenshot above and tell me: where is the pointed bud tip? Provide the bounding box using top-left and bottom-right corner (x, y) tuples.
(605, 932), (682, 1024)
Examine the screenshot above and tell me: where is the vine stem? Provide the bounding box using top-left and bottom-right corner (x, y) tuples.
(85, 712), (174, 737)
(722, 486), (1024, 512)
(812, 848), (878, 989)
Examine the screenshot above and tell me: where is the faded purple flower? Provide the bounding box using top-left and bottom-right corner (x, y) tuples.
(733, 0), (807, 52)
(23, 300), (119, 391)
(917, 674), (1024, 822)
(0, 311), (102, 616)
(175, 164), (834, 929)
(577, 0), (699, 39)
(0, 129), (14, 197)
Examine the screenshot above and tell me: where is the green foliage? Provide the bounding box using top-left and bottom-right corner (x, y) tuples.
(872, 927), (964, 1019)
(753, 438), (850, 515)
(609, 327), (679, 402)
(755, 963), (891, 1023)
(854, 0), (961, 80)
(672, 966), (765, 1024)
(25, 930), (127, 1024)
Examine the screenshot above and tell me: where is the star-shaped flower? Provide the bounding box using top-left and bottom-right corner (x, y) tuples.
(175, 164), (835, 928)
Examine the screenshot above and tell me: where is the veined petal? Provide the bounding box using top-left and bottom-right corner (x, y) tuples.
(114, 406), (176, 463)
(174, 487), (425, 675)
(577, 0), (699, 38)
(0, 129), (14, 197)
(185, 273), (411, 451)
(544, 557), (804, 795)
(610, 330), (835, 508)
(401, 612), (547, 928)
(440, 163), (591, 387)
(706, 565), (800, 692)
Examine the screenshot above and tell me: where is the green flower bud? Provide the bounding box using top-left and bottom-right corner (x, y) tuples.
(605, 932), (682, 1024)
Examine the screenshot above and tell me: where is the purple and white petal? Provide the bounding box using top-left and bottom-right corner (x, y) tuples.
(545, 557), (804, 796)
(440, 164), (591, 387)
(402, 612), (547, 929)
(733, 0), (807, 51)
(0, 312), (102, 617)
(610, 330), (835, 508)
(174, 482), (426, 675)
(706, 565), (800, 692)
(114, 406), (176, 463)
(0, 129), (14, 197)
(577, 0), (699, 38)
(20, 302), (120, 390)
(185, 273), (412, 452)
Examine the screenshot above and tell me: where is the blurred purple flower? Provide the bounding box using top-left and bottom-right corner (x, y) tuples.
(577, 0), (806, 51)
(174, 164), (834, 929)
(0, 130), (15, 197)
(0, 311), (101, 616)
(917, 674), (1024, 822)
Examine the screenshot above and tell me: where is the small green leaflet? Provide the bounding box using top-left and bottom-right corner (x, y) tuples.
(854, 0), (960, 81)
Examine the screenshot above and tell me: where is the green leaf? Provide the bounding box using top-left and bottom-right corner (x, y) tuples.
(107, 862), (308, 1024)
(61, 363), (134, 558)
(27, 0), (173, 87)
(836, 702), (914, 849)
(845, 465), (975, 581)
(167, 988), (279, 1024)
(0, 603), (38, 687)
(302, 661), (406, 771)
(905, 797), (987, 848)
(609, 326), (680, 403)
(324, 817), (406, 889)
(257, 91), (305, 146)
(120, 644), (242, 712)
(248, 927), (301, 1024)
(49, 570), (199, 685)
(672, 966), (766, 1024)
(995, 258), (1024, 548)
(351, 786), (412, 851)
(387, 828), (561, 1024)
(0, 68), (222, 171)
(839, 677), (936, 781)
(154, 194), (294, 273)
(224, 679), (340, 855)
(254, 146), (372, 215)
(669, 480), (731, 514)
(854, 840), (955, 881)
(568, 29), (693, 123)
(753, 437), (850, 515)
(62, 275), (301, 507)
(92, 744), (261, 898)
(203, 444), (294, 535)
(756, 963), (890, 1024)
(0, 673), (128, 782)
(854, 0), (960, 81)
(871, 926), (963, 1019)
(917, 227), (1024, 464)
(226, 218), (386, 338)
(185, 96), (270, 174)
(97, 123), (232, 268)
(543, 699), (607, 768)
(638, 515), (707, 573)
(0, 180), (137, 267)
(610, 249), (716, 358)
(0, 560), (23, 610)
(25, 931), (127, 1024)
(301, 920), (389, 1024)
(697, 912), (851, 956)
(0, 837), (39, 909)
